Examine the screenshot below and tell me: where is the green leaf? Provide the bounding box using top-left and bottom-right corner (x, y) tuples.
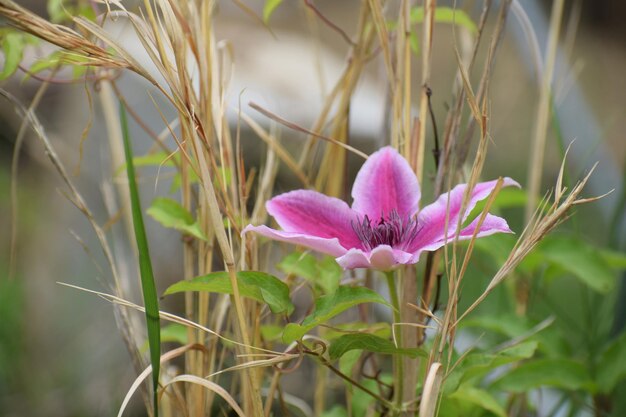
(115, 151), (175, 175)
(282, 285), (390, 343)
(459, 314), (567, 357)
(147, 197), (207, 241)
(493, 358), (592, 392)
(214, 166), (232, 189)
(496, 341), (540, 361)
(47, 0), (96, 23)
(0, 33), (24, 80)
(329, 333), (426, 360)
(75, 5), (97, 22)
(449, 386), (507, 417)
(351, 378), (380, 416)
(72, 63), (87, 78)
(170, 163), (200, 193)
(492, 187), (528, 208)
(473, 340), (538, 370)
(323, 322), (391, 341)
(24, 50), (91, 81)
(134, 151), (176, 167)
(539, 236), (616, 293)
(278, 251), (316, 277)
(437, 398), (462, 417)
(600, 248), (626, 269)
(120, 103), (161, 417)
(26, 52), (62, 76)
(160, 323), (188, 345)
(263, 0), (284, 23)
(472, 188), (528, 215)
(282, 326), (304, 344)
(164, 271), (294, 315)
(596, 332), (626, 394)
(444, 341), (539, 393)
(460, 314), (530, 338)
(321, 405), (348, 417)
(148, 197), (194, 225)
(338, 349), (362, 377)
(278, 251), (341, 294)
(47, 0), (66, 23)
(260, 324), (284, 342)
(317, 257), (342, 294)
(140, 324), (188, 353)
(411, 7), (478, 34)
(473, 234), (517, 266)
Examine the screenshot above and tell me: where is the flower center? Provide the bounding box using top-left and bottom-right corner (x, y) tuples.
(351, 209), (420, 251)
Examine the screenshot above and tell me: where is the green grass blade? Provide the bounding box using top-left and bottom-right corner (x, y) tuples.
(120, 103), (161, 417)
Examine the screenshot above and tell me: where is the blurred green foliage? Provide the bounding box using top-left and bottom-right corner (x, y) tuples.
(0, 275), (24, 387)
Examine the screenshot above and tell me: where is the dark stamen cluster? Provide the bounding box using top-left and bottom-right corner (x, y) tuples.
(352, 209), (421, 251)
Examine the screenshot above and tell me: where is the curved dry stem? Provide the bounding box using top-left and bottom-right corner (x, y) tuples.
(248, 101), (369, 160)
(116, 344), (206, 417)
(162, 375), (246, 417)
(9, 73), (53, 280)
(419, 362), (443, 417)
(57, 282), (282, 355)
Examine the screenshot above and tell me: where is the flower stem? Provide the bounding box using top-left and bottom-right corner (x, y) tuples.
(385, 270), (404, 415)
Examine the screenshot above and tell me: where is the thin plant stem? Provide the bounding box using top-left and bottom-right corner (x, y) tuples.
(303, 0), (355, 46)
(9, 70), (53, 281)
(312, 352), (393, 409)
(415, 0), (436, 182)
(385, 270), (404, 415)
(525, 0), (565, 222)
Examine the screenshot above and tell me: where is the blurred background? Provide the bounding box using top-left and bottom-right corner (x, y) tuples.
(0, 0), (625, 416)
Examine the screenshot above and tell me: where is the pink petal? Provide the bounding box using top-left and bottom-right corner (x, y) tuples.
(408, 214), (514, 263)
(418, 213), (512, 251)
(266, 190), (362, 250)
(456, 213), (513, 239)
(242, 225), (348, 257)
(336, 245), (414, 270)
(351, 147), (421, 220)
(409, 178), (519, 252)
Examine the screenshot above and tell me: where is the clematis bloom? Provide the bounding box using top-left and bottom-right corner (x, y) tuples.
(243, 147), (519, 270)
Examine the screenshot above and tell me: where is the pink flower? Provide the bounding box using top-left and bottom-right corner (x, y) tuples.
(243, 147), (519, 270)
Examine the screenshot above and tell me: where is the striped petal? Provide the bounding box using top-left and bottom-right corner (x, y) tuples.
(242, 225), (348, 257)
(351, 147), (421, 220)
(409, 214), (514, 262)
(266, 189), (362, 250)
(409, 178), (519, 252)
(336, 245), (414, 270)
